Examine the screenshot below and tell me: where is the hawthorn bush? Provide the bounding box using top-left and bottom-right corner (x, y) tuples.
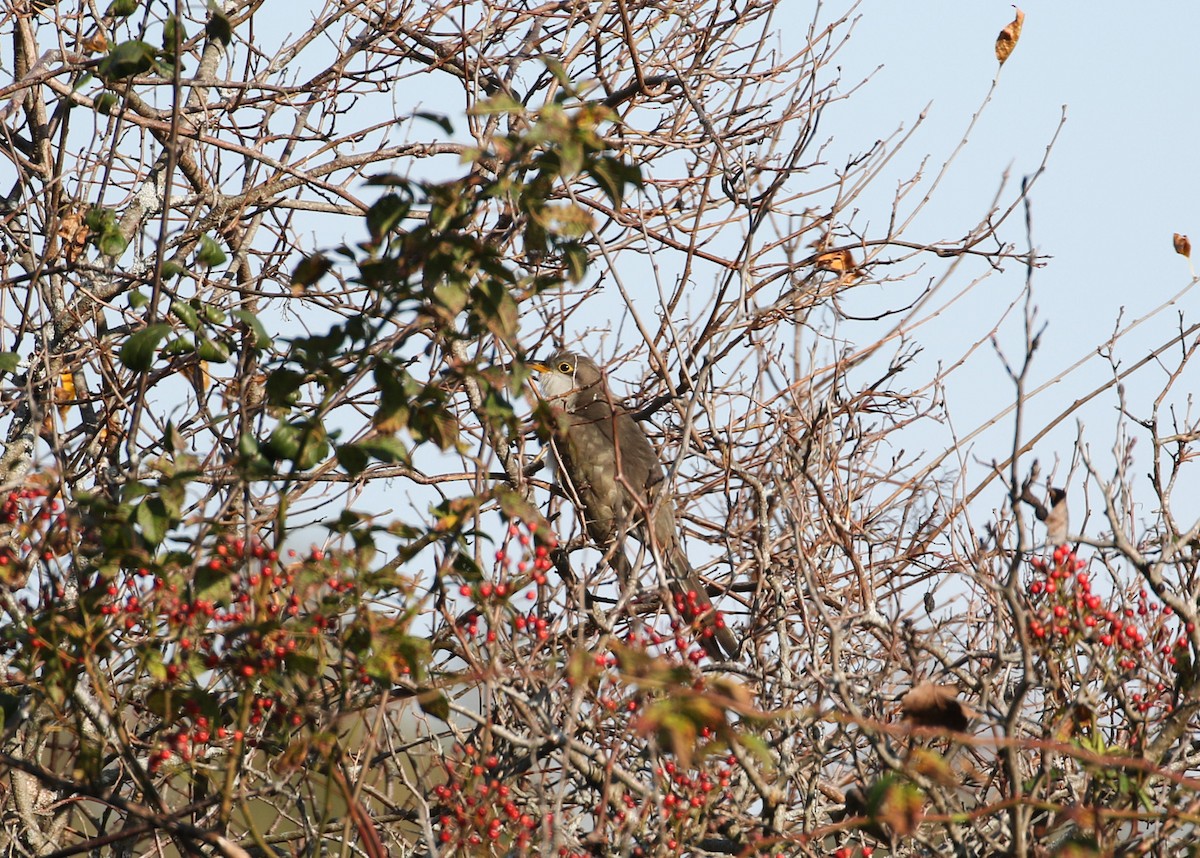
(0, 2), (1197, 857)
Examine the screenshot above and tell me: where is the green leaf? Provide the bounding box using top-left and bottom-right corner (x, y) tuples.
(365, 194), (411, 244)
(562, 241), (588, 283)
(409, 403), (459, 449)
(372, 364), (410, 433)
(163, 14), (185, 52)
(170, 300), (200, 331)
(414, 112), (454, 135)
(335, 443), (369, 476)
(264, 423), (302, 461)
(290, 254), (332, 290)
(265, 369), (304, 407)
(364, 173), (411, 188)
(539, 55), (572, 88)
(586, 156), (642, 205)
(197, 338), (230, 363)
(142, 650), (167, 684)
(97, 40), (157, 80)
(160, 260), (185, 280)
(493, 486), (542, 529)
(195, 235), (226, 267)
(470, 94), (524, 115)
(136, 496), (170, 545)
(95, 92), (118, 115)
(107, 0), (138, 17)
(0, 353), (20, 373)
(470, 279), (519, 342)
(160, 336), (194, 356)
(296, 426), (329, 470)
(417, 690), (449, 721)
(231, 309), (272, 349)
(355, 436), (410, 465)
(193, 563), (234, 606)
(264, 421), (328, 469)
(238, 433), (260, 457)
(481, 388), (515, 425)
(128, 291), (148, 309)
(98, 229), (128, 257)
(85, 203), (128, 256)
(119, 324), (171, 371)
(433, 281), (469, 315)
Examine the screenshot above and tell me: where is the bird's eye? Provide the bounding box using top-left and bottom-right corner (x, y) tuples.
(558, 361), (572, 373)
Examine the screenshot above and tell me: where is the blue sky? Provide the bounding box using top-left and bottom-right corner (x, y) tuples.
(818, 3), (1200, 517)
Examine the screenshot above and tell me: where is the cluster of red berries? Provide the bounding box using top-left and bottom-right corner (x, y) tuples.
(0, 485), (67, 566)
(512, 612), (551, 641)
(149, 717), (230, 772)
(651, 757), (733, 818)
(492, 519), (557, 586)
(833, 846), (874, 858)
(672, 590), (730, 663)
(1026, 546), (1193, 717)
(432, 744), (538, 852)
(147, 695), (312, 772)
(450, 519), (560, 642)
(78, 541), (358, 770)
(0, 488), (44, 525)
(452, 602), (555, 645)
(1026, 546), (1153, 663)
(598, 756), (737, 855)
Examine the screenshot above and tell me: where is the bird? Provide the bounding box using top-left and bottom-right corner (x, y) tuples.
(1019, 476), (1069, 549)
(529, 351), (737, 660)
(1039, 487), (1069, 548)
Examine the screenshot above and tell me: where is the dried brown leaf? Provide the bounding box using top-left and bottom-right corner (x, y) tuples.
(1174, 232), (1191, 259)
(900, 681), (973, 732)
(995, 7), (1025, 65)
(56, 208), (90, 265)
(81, 34), (108, 54)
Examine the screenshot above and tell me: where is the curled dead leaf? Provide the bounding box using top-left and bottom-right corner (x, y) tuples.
(995, 7), (1025, 65)
(900, 681), (973, 732)
(1173, 233), (1191, 259)
(56, 208), (90, 265)
(844, 777), (925, 839)
(81, 33), (108, 54)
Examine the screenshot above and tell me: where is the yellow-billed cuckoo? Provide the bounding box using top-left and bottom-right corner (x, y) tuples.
(530, 351), (737, 660)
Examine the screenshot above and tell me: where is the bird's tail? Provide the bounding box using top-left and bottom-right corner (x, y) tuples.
(668, 550), (738, 661)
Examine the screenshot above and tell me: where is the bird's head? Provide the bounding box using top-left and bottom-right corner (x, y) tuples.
(529, 351), (605, 402)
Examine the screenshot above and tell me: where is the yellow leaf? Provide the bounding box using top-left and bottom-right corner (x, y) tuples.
(815, 247), (861, 283)
(55, 371), (77, 419)
(995, 7), (1025, 65)
(184, 359), (210, 397)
